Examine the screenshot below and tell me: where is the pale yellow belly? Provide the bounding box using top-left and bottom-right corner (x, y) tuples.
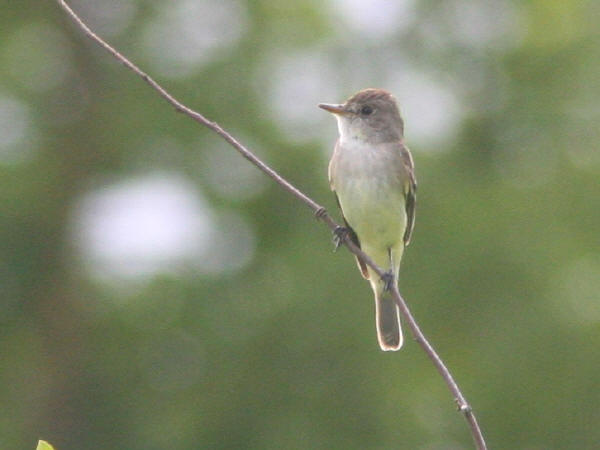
(330, 136), (408, 271)
(336, 176), (407, 258)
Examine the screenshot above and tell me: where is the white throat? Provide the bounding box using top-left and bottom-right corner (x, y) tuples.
(336, 116), (368, 144)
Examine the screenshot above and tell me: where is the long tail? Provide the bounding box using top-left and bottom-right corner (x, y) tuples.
(363, 244), (405, 351)
(375, 287), (403, 351)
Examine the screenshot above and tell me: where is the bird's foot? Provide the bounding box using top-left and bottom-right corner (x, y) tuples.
(381, 270), (395, 292)
(332, 226), (350, 252)
(314, 207), (327, 220)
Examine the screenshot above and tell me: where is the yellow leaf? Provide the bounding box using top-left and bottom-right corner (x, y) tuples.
(36, 440), (55, 450)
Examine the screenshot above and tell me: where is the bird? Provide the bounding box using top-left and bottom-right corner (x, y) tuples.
(319, 88), (416, 351)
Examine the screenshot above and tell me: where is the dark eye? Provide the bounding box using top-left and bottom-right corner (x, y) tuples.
(360, 105), (374, 116)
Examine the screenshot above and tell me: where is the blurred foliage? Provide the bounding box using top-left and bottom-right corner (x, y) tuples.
(1, 1), (600, 449)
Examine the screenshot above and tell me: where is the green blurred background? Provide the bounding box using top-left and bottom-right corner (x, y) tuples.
(2, 1), (599, 449)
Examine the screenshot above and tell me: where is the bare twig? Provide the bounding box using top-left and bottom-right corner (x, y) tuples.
(55, 1), (487, 448)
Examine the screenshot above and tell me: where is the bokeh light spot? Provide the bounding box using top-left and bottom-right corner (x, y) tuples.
(388, 70), (463, 149)
(72, 173), (214, 281)
(260, 48), (340, 143)
(327, 0), (415, 39)
(141, 0), (248, 79)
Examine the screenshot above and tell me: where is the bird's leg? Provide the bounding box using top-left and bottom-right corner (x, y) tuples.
(381, 271), (395, 291)
(381, 247), (396, 292)
(332, 226), (350, 252)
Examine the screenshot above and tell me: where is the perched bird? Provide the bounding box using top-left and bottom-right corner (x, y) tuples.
(319, 88), (416, 351)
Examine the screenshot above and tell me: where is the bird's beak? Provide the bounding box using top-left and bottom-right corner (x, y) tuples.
(318, 103), (349, 115)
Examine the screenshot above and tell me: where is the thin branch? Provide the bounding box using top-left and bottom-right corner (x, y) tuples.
(55, 2), (487, 449)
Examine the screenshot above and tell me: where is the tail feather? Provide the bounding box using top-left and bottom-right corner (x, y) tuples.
(375, 289), (403, 351)
(363, 244), (404, 351)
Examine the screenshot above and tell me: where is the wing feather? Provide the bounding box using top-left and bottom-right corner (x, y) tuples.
(401, 145), (417, 246)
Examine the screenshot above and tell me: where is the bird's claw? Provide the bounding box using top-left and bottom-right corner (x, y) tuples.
(381, 271), (395, 292)
(332, 226), (350, 252)
(314, 207), (327, 220)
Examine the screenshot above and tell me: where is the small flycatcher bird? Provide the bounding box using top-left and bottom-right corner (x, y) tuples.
(319, 88), (416, 351)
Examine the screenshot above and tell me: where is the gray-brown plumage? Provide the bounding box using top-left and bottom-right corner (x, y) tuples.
(319, 88), (416, 351)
